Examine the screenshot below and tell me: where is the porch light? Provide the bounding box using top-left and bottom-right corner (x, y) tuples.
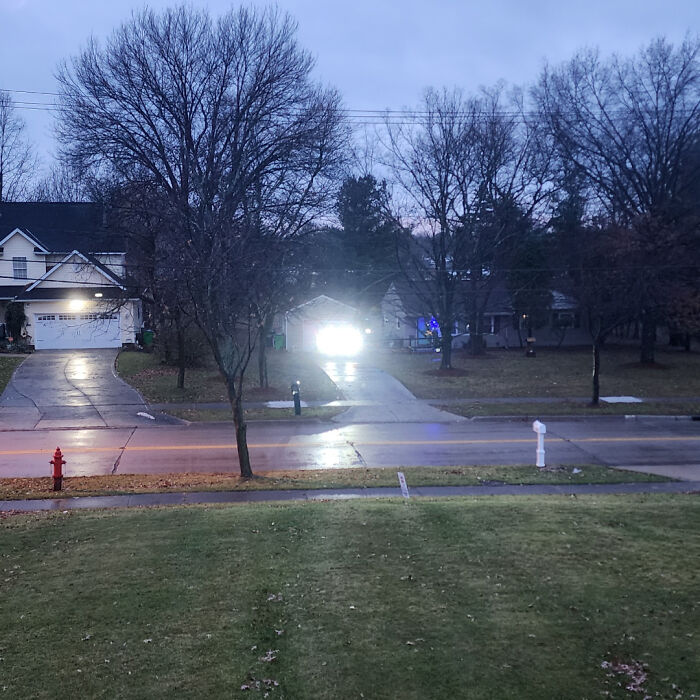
(69, 298), (86, 312)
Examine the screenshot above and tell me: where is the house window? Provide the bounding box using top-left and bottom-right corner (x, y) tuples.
(12, 257), (27, 280)
(552, 312), (580, 329)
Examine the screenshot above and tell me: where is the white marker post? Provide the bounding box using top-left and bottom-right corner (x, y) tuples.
(397, 471), (410, 499)
(532, 420), (546, 468)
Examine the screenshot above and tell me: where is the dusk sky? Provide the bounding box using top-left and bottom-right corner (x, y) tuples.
(1, 0), (699, 173)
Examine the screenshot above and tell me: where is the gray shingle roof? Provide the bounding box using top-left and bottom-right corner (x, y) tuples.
(0, 203), (125, 253)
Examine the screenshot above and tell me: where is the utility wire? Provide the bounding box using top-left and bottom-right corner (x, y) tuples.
(6, 87), (698, 123)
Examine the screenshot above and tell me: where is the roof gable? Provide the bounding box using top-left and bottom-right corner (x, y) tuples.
(0, 227), (49, 252)
(286, 294), (359, 315)
(25, 250), (126, 291)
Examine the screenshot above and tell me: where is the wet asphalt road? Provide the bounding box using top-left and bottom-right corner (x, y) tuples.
(1, 416), (699, 480)
(1, 351), (699, 480)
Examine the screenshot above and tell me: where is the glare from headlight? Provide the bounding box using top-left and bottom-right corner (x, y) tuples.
(316, 324), (364, 357)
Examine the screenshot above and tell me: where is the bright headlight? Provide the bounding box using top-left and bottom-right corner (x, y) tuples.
(316, 324), (364, 357)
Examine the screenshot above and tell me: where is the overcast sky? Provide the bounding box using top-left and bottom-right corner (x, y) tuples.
(1, 0), (699, 172)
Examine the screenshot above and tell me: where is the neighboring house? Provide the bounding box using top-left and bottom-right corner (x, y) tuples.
(381, 279), (589, 349)
(283, 295), (361, 351)
(381, 279), (512, 349)
(0, 202), (142, 350)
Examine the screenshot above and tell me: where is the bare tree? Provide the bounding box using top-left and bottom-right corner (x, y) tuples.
(0, 91), (36, 201)
(384, 85), (550, 367)
(555, 220), (635, 404)
(31, 163), (93, 202)
(535, 36), (700, 363)
(57, 6), (346, 477)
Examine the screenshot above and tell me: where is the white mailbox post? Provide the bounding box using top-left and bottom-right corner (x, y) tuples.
(532, 420), (547, 468)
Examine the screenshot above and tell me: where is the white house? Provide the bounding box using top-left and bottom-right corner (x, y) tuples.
(283, 295), (361, 352)
(0, 203), (142, 350)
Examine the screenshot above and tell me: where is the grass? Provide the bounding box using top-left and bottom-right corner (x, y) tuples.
(371, 345), (700, 400)
(0, 355), (24, 393)
(2, 496), (699, 698)
(117, 349), (340, 404)
(116, 346), (700, 421)
(0, 465), (669, 500)
(168, 406), (346, 422)
(442, 399), (700, 417)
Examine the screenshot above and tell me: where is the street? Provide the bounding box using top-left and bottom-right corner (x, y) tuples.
(1, 415), (699, 480)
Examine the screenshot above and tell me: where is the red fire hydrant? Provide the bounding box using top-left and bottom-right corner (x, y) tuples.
(50, 447), (66, 492)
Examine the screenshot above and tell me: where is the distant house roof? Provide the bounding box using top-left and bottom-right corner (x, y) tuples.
(0, 202), (125, 253)
(385, 277), (514, 318)
(551, 290), (578, 310)
(286, 294), (359, 315)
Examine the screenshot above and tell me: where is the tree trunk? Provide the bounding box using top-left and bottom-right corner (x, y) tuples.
(640, 310), (656, 364)
(469, 331), (485, 356)
(230, 387), (253, 478)
(467, 284), (485, 356)
(176, 318), (186, 390)
(258, 316), (273, 388)
(591, 338), (601, 406)
(258, 343), (268, 388)
(439, 328), (453, 369)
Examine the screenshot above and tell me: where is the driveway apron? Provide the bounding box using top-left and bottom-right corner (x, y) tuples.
(0, 350), (157, 429)
(320, 358), (465, 423)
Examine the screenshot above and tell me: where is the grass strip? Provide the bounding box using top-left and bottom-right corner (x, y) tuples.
(0, 355), (24, 394)
(1, 495), (699, 698)
(167, 406), (345, 422)
(0, 464), (669, 500)
(441, 400), (700, 417)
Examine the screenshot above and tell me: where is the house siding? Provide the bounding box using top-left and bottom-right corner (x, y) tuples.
(0, 233), (45, 283)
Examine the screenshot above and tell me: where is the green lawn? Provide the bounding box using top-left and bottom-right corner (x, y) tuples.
(117, 350), (340, 404)
(2, 496), (699, 698)
(117, 347), (700, 420)
(0, 464), (668, 500)
(0, 355), (23, 393)
(442, 399), (700, 417)
(371, 346), (700, 400)
(167, 406), (345, 422)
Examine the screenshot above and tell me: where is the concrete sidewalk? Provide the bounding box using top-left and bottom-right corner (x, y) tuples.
(3, 479), (699, 512)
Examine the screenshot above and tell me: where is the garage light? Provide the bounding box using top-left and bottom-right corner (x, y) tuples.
(69, 299), (86, 311)
(94, 292), (103, 298)
(316, 324), (364, 357)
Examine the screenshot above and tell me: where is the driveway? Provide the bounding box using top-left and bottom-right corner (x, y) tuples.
(320, 358), (465, 423)
(0, 350), (166, 429)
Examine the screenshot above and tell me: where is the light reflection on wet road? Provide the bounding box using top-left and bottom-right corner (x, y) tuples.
(0, 417), (699, 478)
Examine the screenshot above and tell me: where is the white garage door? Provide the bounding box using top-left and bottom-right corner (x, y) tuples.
(34, 312), (122, 350)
